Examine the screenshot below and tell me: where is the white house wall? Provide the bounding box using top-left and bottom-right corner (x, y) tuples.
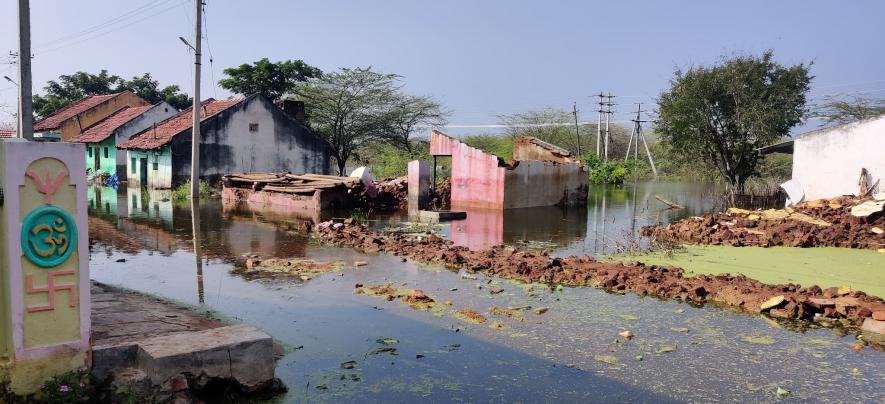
(792, 115), (885, 200)
(126, 148), (173, 189)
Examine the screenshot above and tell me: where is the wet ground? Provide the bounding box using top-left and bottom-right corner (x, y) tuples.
(86, 183), (884, 403)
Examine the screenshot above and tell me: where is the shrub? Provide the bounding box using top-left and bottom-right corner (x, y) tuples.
(37, 368), (92, 403)
(171, 180), (217, 203)
(582, 154), (638, 184)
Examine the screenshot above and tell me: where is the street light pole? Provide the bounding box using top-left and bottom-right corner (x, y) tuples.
(17, 0), (34, 141)
(189, 0), (202, 199)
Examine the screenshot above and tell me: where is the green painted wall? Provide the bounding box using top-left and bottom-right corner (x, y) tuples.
(126, 146), (173, 188)
(85, 138), (117, 175)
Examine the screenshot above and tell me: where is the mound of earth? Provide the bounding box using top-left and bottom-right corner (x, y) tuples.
(641, 196), (885, 250)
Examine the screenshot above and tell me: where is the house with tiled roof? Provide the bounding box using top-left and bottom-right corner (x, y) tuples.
(69, 102), (177, 178)
(0, 128), (15, 139)
(118, 94), (331, 189)
(33, 91), (150, 141)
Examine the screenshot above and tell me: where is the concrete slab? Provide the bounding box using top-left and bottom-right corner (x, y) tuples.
(137, 325), (274, 392)
(90, 282), (276, 395)
(417, 210), (467, 223)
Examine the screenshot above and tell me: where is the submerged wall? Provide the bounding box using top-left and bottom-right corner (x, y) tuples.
(430, 130), (588, 209)
(793, 115), (885, 200)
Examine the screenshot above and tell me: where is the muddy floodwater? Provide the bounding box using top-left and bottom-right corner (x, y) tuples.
(87, 183), (884, 403)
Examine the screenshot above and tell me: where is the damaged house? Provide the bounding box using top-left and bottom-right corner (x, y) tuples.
(117, 95), (331, 189)
(429, 130), (588, 209)
(760, 114), (884, 202)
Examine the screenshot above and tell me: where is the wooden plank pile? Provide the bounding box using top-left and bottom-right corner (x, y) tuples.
(222, 172), (361, 196)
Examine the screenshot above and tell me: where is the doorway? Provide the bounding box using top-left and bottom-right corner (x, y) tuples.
(139, 157), (148, 186)
(94, 146), (100, 172)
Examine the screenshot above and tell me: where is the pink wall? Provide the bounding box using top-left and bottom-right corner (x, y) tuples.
(449, 208), (504, 250)
(431, 131), (506, 209)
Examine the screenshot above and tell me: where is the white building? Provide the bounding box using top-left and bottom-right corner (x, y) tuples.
(762, 115), (884, 201)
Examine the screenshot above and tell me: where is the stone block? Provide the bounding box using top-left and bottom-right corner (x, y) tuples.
(136, 324), (274, 392)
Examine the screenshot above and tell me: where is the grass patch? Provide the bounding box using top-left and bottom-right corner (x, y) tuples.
(171, 180), (217, 203)
(610, 245), (885, 298)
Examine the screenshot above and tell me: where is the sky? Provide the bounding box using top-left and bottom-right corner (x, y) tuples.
(1, 0), (884, 135)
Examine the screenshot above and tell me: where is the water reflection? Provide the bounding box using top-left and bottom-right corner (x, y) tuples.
(85, 183), (885, 403)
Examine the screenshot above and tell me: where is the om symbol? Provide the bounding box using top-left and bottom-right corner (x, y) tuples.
(21, 205), (78, 268)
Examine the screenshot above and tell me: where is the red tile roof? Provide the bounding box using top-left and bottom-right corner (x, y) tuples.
(69, 105), (154, 143)
(118, 98), (243, 150)
(34, 93), (122, 131)
(0, 128), (15, 138)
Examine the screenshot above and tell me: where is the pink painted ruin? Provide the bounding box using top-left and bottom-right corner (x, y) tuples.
(430, 130), (588, 209)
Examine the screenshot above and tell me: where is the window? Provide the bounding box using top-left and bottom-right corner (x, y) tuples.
(88, 148), (93, 158)
(249, 123), (259, 132)
(131, 157), (136, 173)
(152, 159), (158, 171)
(103, 147), (109, 158)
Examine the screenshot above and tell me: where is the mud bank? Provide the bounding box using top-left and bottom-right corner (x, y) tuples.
(315, 222), (885, 333)
(641, 197), (885, 250)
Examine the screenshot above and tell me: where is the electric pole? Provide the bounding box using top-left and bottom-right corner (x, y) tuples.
(603, 93), (615, 162)
(630, 103), (657, 177)
(572, 101), (581, 156)
(17, 0), (33, 141)
(189, 0), (203, 199)
(595, 93), (603, 157)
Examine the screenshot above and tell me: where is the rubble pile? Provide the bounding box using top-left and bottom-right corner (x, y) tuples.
(641, 196), (885, 250)
(347, 177), (409, 211)
(315, 221), (885, 332)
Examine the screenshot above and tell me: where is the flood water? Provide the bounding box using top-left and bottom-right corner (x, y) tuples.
(87, 183), (884, 403)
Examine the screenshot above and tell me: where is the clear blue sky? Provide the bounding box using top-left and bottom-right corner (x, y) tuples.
(2, 0), (884, 135)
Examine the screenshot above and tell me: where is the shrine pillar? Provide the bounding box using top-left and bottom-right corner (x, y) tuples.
(0, 140), (90, 395)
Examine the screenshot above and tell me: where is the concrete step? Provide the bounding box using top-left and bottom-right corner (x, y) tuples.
(135, 324), (275, 393)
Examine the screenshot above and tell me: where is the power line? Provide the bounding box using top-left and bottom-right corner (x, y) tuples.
(35, 1), (181, 55)
(36, 0), (176, 48)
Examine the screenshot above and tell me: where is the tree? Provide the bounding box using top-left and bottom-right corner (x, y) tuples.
(218, 58), (322, 102)
(33, 70), (120, 118)
(379, 95), (448, 153)
(813, 95), (885, 126)
(296, 67), (447, 175)
(656, 51), (811, 193)
(121, 73), (191, 110)
(32, 70), (191, 118)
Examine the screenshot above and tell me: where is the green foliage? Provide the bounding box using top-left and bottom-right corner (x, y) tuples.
(218, 58), (322, 102)
(361, 142), (429, 178)
(296, 67), (447, 174)
(33, 70), (191, 118)
(171, 180), (216, 203)
(813, 95), (885, 126)
(460, 134), (514, 161)
(37, 368), (92, 403)
(656, 50), (811, 192)
(582, 154), (638, 184)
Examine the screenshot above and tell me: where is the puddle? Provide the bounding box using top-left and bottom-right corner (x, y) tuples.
(87, 185), (884, 402)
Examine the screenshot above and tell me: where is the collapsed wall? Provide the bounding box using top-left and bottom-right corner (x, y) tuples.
(429, 130), (588, 209)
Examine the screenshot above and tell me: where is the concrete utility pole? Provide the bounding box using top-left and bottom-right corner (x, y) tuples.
(572, 101), (581, 156)
(630, 102), (658, 177)
(596, 93), (603, 157)
(189, 0), (203, 199)
(603, 93), (615, 162)
(17, 0), (33, 141)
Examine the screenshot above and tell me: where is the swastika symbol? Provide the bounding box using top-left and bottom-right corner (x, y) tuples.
(25, 269), (77, 313)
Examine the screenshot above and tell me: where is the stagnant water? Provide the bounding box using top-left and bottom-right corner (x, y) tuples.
(87, 183), (884, 403)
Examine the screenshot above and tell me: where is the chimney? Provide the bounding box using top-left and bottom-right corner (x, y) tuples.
(280, 100), (306, 124)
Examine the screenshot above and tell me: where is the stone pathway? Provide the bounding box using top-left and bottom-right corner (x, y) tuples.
(91, 282), (224, 348)
(90, 282), (276, 400)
